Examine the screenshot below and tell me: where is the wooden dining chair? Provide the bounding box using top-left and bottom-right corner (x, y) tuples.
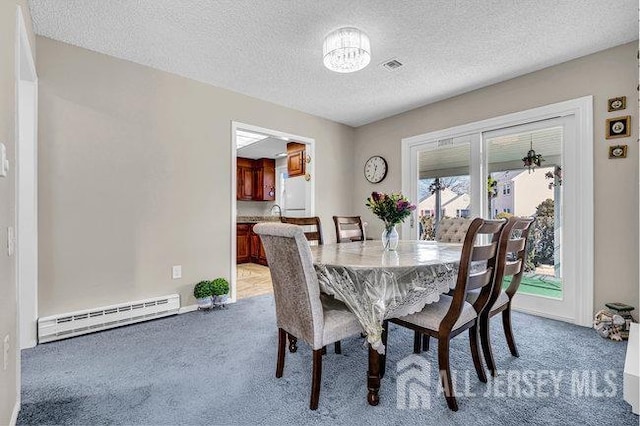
(474, 216), (534, 376)
(384, 217), (506, 411)
(333, 216), (364, 243)
(253, 222), (363, 410)
(280, 216), (323, 245)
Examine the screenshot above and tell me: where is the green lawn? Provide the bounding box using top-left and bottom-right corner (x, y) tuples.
(502, 274), (562, 299)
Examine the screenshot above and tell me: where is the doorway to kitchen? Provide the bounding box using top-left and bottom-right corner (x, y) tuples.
(230, 122), (315, 302)
(401, 97), (594, 326)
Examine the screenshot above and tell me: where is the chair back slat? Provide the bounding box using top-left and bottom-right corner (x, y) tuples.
(440, 218), (506, 332)
(467, 268), (495, 291)
(471, 242), (498, 261)
(253, 223), (324, 347)
(338, 229), (362, 241)
(304, 231), (322, 242)
(506, 238), (526, 253)
(504, 260), (523, 277)
(487, 217), (535, 308)
(281, 216), (323, 245)
(333, 216), (364, 243)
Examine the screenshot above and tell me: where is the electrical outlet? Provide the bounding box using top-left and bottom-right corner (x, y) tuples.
(172, 265), (182, 279)
(3, 335), (9, 371)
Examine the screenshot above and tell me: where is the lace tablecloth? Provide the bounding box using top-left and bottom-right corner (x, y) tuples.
(311, 240), (462, 354)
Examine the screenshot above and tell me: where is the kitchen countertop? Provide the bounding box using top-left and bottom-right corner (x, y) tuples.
(237, 216), (282, 224)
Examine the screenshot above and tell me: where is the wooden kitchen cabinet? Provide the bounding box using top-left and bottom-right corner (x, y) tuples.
(253, 158), (276, 201)
(250, 230), (268, 266)
(250, 231), (260, 260)
(237, 157), (254, 201)
(287, 142), (306, 178)
(237, 157), (275, 201)
(237, 223), (268, 266)
(236, 224), (251, 263)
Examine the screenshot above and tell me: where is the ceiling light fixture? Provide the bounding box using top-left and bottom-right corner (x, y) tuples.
(323, 27), (371, 73)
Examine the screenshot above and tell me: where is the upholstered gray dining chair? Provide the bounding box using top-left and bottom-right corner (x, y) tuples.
(435, 217), (472, 243)
(253, 222), (363, 410)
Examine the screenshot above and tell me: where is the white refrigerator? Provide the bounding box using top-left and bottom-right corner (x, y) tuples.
(283, 176), (307, 217)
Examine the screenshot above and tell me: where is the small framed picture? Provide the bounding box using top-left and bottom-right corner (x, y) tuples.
(607, 96), (626, 112)
(606, 116), (631, 139)
(608, 145), (627, 159)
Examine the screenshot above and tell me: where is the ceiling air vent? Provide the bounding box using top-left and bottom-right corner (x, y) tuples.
(381, 58), (403, 72)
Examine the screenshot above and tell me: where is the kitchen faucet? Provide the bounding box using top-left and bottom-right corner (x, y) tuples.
(270, 204), (282, 218)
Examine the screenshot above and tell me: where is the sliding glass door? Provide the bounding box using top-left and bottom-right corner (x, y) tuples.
(404, 115), (578, 322)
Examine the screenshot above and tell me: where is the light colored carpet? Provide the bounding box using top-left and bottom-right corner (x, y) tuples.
(18, 295), (637, 425)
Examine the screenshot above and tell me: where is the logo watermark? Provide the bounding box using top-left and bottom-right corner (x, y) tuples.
(396, 355), (618, 410)
(397, 355), (432, 410)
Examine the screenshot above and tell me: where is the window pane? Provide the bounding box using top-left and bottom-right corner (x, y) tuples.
(417, 138), (471, 240)
(487, 127), (563, 299)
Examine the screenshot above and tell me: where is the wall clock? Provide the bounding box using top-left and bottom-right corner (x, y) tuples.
(364, 155), (388, 183)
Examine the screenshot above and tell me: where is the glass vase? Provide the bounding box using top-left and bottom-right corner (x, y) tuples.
(381, 224), (399, 251)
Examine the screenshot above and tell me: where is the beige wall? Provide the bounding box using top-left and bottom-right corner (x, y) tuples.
(36, 36), (354, 317)
(0, 2), (34, 423)
(354, 42), (639, 314)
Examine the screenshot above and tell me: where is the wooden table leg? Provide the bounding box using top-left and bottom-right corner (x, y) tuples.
(367, 344), (381, 406)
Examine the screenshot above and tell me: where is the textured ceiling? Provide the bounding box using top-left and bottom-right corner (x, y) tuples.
(29, 0), (638, 127)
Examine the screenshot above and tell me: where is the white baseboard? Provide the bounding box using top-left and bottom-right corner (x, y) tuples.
(21, 339), (37, 350)
(10, 397), (20, 426)
(178, 304), (198, 314)
(511, 305), (577, 325)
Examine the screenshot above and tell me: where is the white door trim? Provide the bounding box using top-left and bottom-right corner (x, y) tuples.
(229, 122), (315, 303)
(401, 96), (594, 326)
(16, 6), (38, 350)
(13, 5), (38, 425)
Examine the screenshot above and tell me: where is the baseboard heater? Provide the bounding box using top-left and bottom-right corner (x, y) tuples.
(37, 294), (180, 343)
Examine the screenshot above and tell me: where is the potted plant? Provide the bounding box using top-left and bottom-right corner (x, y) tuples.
(194, 280), (214, 310)
(211, 278), (230, 306)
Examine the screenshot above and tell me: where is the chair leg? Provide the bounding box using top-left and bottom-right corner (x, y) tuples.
(322, 346), (327, 355)
(380, 321), (389, 379)
(479, 314), (497, 377)
(334, 341), (341, 354)
(310, 349), (323, 410)
(288, 333), (298, 353)
(469, 324), (487, 383)
(276, 328), (286, 378)
(422, 334), (430, 351)
(413, 331), (422, 354)
(437, 337), (458, 411)
(502, 307), (519, 357)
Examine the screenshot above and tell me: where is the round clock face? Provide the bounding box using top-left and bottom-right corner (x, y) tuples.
(364, 156), (388, 183)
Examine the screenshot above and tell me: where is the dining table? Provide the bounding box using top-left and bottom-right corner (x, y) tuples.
(310, 239), (463, 406)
